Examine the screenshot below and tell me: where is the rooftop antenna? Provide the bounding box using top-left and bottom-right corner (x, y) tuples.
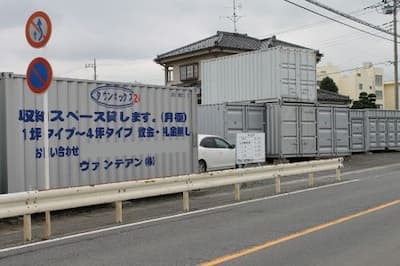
(223, 0), (243, 33)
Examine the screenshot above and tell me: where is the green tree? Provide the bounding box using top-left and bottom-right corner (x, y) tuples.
(319, 76), (339, 93)
(351, 92), (378, 109)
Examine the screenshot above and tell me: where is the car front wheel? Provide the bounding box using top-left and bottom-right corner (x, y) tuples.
(199, 160), (207, 173)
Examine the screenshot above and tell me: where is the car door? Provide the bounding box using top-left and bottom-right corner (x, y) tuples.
(214, 137), (236, 169)
(199, 137), (221, 170)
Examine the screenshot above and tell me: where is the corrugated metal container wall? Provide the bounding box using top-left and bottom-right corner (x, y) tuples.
(366, 110), (387, 151)
(265, 102), (317, 158)
(201, 46), (317, 105)
(349, 110), (366, 153)
(198, 103), (265, 145)
(386, 111), (397, 149)
(317, 106), (350, 157)
(0, 73), (197, 193)
(396, 112), (400, 148)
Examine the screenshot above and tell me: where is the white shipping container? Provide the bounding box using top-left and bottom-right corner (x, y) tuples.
(201, 46), (317, 104)
(0, 73), (198, 193)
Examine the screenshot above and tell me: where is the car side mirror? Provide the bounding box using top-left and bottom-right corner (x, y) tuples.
(229, 144), (236, 149)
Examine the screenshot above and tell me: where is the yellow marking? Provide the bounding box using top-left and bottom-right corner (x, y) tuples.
(199, 199), (400, 266)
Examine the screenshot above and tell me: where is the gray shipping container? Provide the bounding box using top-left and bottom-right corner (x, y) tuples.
(198, 103), (265, 145)
(317, 106), (350, 157)
(350, 110), (366, 152)
(201, 46), (317, 105)
(349, 109), (400, 153)
(0, 73), (198, 193)
(265, 102), (317, 158)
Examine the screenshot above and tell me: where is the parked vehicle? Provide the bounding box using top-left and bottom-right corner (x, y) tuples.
(198, 134), (236, 172)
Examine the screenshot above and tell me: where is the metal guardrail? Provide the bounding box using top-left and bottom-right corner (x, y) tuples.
(0, 158), (343, 242)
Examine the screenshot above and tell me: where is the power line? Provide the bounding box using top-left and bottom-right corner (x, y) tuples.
(302, 0), (392, 36)
(283, 0), (394, 42)
(256, 6), (375, 38)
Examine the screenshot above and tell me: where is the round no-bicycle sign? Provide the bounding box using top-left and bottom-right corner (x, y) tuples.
(26, 57), (53, 94)
(25, 11), (52, 48)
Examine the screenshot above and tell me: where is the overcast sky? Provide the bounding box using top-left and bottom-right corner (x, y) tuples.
(0, 0), (395, 84)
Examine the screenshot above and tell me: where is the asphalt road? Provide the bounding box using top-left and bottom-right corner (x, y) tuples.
(1, 163), (400, 265)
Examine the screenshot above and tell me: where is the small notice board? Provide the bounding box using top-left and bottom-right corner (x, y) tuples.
(236, 132), (265, 164)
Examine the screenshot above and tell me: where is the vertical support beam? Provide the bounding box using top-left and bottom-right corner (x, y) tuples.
(23, 214), (32, 242)
(336, 168), (341, 181)
(183, 191), (190, 212)
(43, 211), (51, 240)
(234, 184), (241, 201)
(394, 0), (399, 110)
(308, 173), (315, 187)
(275, 175), (281, 194)
(115, 201), (123, 223)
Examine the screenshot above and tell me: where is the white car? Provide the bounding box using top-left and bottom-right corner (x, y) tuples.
(198, 134), (236, 173)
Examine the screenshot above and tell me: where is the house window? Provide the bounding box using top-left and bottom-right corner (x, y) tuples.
(359, 83), (363, 90)
(167, 67), (174, 82)
(180, 63), (199, 81)
(375, 90), (383, 99)
(375, 75), (383, 86)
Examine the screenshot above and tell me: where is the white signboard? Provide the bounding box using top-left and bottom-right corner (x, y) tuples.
(236, 132), (265, 164)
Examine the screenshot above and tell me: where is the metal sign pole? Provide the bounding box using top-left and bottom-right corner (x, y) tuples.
(43, 92), (50, 190)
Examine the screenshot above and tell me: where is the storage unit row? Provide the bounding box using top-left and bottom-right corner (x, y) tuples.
(350, 110), (400, 152)
(198, 102), (351, 159)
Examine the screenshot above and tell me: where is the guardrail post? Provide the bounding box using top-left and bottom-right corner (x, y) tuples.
(183, 191), (190, 212)
(23, 214), (32, 242)
(115, 201), (123, 223)
(275, 175), (281, 194)
(336, 168), (341, 181)
(308, 173), (315, 187)
(234, 184), (241, 201)
(43, 211), (51, 240)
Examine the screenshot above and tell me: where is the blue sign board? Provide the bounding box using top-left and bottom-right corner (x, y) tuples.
(26, 57), (53, 94)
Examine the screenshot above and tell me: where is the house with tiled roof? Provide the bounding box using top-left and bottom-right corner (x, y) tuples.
(154, 31), (322, 88)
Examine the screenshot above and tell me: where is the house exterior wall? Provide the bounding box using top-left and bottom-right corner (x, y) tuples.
(384, 81), (397, 110)
(317, 63), (384, 108)
(164, 52), (238, 87)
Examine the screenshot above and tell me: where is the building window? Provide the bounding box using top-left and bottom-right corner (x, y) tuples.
(375, 75), (383, 86)
(375, 90), (383, 100)
(180, 63), (199, 81)
(359, 83), (363, 90)
(167, 67), (174, 82)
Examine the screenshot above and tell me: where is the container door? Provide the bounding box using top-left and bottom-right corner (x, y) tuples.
(368, 119), (377, 150)
(351, 119), (365, 152)
(225, 105), (245, 145)
(387, 119), (396, 149)
(300, 106), (316, 155)
(334, 108), (350, 155)
(397, 120), (400, 147)
(246, 106), (265, 132)
(317, 107), (333, 156)
(281, 106), (298, 156)
(377, 119), (386, 149)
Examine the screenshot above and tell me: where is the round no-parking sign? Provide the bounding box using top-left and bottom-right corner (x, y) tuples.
(25, 11), (52, 48)
(26, 57), (53, 94)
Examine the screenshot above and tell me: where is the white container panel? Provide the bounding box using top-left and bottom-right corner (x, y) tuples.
(201, 46), (317, 104)
(0, 73), (197, 193)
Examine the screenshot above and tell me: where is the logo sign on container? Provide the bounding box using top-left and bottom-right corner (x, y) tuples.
(25, 11), (52, 48)
(90, 86), (141, 109)
(26, 57), (53, 94)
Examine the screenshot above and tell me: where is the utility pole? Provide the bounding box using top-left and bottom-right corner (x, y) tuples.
(394, 0), (399, 109)
(85, 58), (97, 80)
(381, 0), (399, 109)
